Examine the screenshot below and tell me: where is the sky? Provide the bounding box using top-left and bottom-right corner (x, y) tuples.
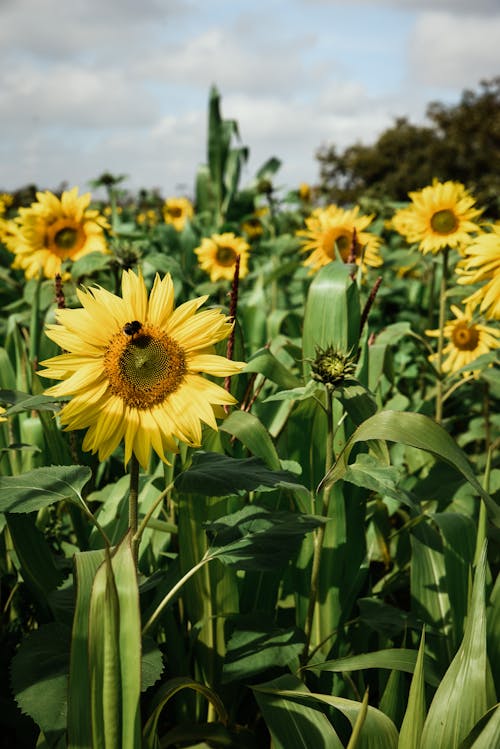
(1, 0), (500, 198)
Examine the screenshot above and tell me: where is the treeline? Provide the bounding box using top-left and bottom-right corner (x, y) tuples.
(316, 77), (500, 216)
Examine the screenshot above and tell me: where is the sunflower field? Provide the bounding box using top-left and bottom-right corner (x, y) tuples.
(0, 87), (499, 749)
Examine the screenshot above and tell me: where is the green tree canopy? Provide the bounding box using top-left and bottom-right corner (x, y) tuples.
(316, 77), (500, 216)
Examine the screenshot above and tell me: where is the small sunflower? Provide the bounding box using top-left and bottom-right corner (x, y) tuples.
(6, 188), (109, 279)
(0, 192), (13, 216)
(297, 204), (382, 272)
(391, 179), (482, 255)
(39, 270), (245, 469)
(195, 232), (251, 282)
(241, 207), (268, 240)
(163, 197), (194, 231)
(456, 225), (500, 320)
(426, 304), (499, 375)
(298, 183), (312, 202)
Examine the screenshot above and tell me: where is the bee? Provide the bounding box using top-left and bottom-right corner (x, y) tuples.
(123, 320), (142, 340)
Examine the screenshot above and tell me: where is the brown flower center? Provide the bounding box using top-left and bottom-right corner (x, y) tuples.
(45, 219), (86, 257)
(430, 209), (459, 235)
(452, 321), (479, 351)
(216, 245), (237, 266)
(321, 228), (353, 261)
(104, 323), (186, 408)
(167, 206), (182, 218)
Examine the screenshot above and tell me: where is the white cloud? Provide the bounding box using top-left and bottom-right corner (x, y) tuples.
(409, 12), (500, 87)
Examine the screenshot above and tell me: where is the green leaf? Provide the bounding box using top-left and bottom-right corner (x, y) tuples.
(220, 409), (281, 469)
(420, 543), (495, 749)
(319, 410), (500, 526)
(0, 465), (92, 513)
(206, 505), (325, 571)
(0, 389), (64, 414)
(398, 629), (427, 749)
(302, 261), (361, 380)
(68, 548), (106, 748)
(459, 704), (500, 749)
(11, 623), (70, 744)
(308, 647), (440, 687)
(175, 451), (303, 496)
(222, 626), (305, 683)
(253, 674), (343, 749)
(244, 348), (302, 390)
(143, 676), (229, 748)
(343, 453), (416, 508)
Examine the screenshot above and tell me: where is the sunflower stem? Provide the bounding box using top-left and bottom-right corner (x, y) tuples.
(142, 554), (212, 636)
(435, 247), (449, 424)
(301, 386), (335, 665)
(129, 454), (140, 562)
(133, 479), (176, 547)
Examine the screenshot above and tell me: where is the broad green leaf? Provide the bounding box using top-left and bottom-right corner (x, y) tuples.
(0, 389), (64, 414)
(143, 676), (229, 749)
(459, 704), (500, 748)
(433, 512), (476, 647)
(11, 623), (70, 745)
(320, 410), (500, 525)
(175, 451), (303, 496)
(410, 526), (452, 668)
(244, 348), (302, 390)
(222, 626), (305, 683)
(253, 674), (343, 749)
(398, 630), (427, 749)
(308, 647), (440, 687)
(421, 543), (495, 749)
(302, 260), (361, 380)
(0, 465), (92, 513)
(88, 552), (121, 749)
(255, 675), (399, 749)
(343, 453), (416, 508)
(112, 534), (142, 748)
(206, 505), (325, 571)
(5, 513), (64, 616)
(68, 548), (106, 748)
(220, 409), (281, 469)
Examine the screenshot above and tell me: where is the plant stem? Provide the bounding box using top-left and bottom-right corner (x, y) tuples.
(301, 387), (335, 664)
(142, 555), (212, 636)
(435, 247), (449, 424)
(133, 479), (176, 548)
(129, 454), (140, 562)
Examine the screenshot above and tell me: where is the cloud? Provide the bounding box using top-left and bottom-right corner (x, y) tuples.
(301, 0), (500, 13)
(136, 27), (316, 96)
(409, 12), (500, 87)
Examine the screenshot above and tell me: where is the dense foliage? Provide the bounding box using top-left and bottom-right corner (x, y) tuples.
(0, 86), (499, 749)
(317, 77), (500, 217)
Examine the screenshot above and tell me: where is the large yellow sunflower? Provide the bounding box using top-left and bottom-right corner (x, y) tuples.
(6, 188), (109, 279)
(426, 304), (499, 375)
(456, 224), (500, 320)
(39, 270), (245, 469)
(163, 197), (194, 231)
(296, 204), (382, 272)
(391, 179), (482, 255)
(195, 232), (251, 282)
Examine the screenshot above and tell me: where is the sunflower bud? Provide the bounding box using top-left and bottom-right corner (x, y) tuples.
(310, 345), (357, 389)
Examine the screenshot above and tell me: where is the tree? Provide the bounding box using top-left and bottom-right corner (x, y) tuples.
(317, 78), (500, 216)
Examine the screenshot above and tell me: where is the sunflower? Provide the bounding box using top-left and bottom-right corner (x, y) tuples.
(0, 192), (13, 216)
(391, 179), (482, 255)
(297, 204), (382, 272)
(39, 270), (245, 469)
(426, 304), (499, 375)
(241, 207), (268, 240)
(195, 232), (251, 282)
(456, 224), (500, 320)
(163, 197), (194, 231)
(5, 188), (109, 280)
